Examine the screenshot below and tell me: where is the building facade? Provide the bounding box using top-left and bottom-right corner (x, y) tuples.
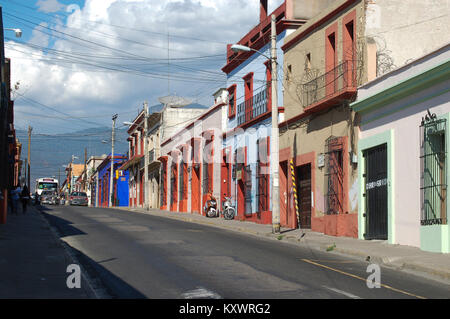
(159, 90), (228, 214)
(279, 0), (450, 237)
(352, 44), (450, 252)
(96, 154), (129, 207)
(220, 0), (327, 224)
(121, 99), (207, 209)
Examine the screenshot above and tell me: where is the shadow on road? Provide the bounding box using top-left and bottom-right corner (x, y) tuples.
(37, 205), (147, 299)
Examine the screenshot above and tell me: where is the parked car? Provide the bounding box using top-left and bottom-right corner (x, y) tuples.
(40, 191), (59, 205)
(69, 192), (88, 206)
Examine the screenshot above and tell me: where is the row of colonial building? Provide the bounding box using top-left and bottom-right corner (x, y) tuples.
(69, 0), (450, 254)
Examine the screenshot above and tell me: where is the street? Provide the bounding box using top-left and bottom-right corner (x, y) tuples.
(40, 204), (450, 299)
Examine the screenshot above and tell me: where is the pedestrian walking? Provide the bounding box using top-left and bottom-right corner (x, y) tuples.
(21, 185), (30, 214)
(10, 186), (20, 215)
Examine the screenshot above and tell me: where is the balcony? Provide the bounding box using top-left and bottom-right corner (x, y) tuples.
(302, 60), (357, 113)
(237, 87), (270, 127)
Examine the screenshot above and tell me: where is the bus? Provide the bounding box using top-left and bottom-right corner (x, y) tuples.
(35, 178), (59, 196)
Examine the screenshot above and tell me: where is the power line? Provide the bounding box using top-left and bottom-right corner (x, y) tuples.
(2, 0), (232, 46)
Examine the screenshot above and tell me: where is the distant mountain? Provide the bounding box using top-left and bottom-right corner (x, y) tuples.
(15, 127), (129, 192)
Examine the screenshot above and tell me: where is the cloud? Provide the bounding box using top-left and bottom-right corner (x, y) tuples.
(36, 0), (67, 13)
(7, 0), (285, 133)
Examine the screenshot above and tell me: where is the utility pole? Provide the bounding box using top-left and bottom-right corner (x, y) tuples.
(109, 114), (118, 207)
(23, 157), (27, 185)
(58, 167), (60, 194)
(144, 101), (149, 210)
(27, 126), (32, 189)
(84, 147), (87, 191)
(270, 14), (280, 234)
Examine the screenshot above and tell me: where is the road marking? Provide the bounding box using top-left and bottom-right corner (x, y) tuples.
(182, 287), (222, 299)
(306, 259), (361, 264)
(301, 259), (426, 299)
(322, 286), (361, 299)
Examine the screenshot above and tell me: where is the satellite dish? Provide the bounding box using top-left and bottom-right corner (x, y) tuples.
(158, 95), (193, 108)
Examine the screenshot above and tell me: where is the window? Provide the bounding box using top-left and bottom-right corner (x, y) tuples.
(244, 165), (252, 216)
(179, 159), (184, 201)
(170, 163), (177, 206)
(256, 138), (269, 213)
(421, 118), (447, 225)
(344, 21), (355, 60)
(305, 53), (311, 71)
(244, 72), (254, 101)
(202, 139), (213, 195)
(343, 10), (356, 62)
(325, 24), (338, 96)
(202, 161), (209, 194)
(228, 85), (237, 118)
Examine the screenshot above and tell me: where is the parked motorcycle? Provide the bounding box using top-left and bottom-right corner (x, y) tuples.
(221, 196), (235, 220)
(204, 196), (218, 218)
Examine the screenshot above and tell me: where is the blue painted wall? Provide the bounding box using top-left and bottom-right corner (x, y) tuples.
(223, 31), (287, 217)
(97, 154), (128, 207)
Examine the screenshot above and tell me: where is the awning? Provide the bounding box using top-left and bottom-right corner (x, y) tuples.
(118, 155), (144, 171)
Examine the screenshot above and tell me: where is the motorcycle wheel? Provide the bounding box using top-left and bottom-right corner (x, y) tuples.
(223, 207), (235, 220)
(206, 209), (216, 218)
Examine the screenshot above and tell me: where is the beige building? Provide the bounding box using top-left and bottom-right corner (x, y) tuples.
(279, 0), (449, 237)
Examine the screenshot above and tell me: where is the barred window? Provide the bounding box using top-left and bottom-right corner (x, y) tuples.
(325, 136), (344, 215)
(256, 139), (269, 213)
(170, 163), (177, 206)
(202, 161), (209, 194)
(421, 117), (447, 225)
(179, 160), (184, 201)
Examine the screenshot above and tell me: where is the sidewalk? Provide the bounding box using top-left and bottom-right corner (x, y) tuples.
(116, 206), (450, 285)
(0, 205), (94, 298)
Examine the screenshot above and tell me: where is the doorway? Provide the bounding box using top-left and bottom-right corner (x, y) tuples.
(363, 144), (388, 240)
(296, 163), (312, 229)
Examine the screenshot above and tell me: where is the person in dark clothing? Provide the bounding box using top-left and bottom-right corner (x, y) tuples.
(20, 185), (30, 214)
(10, 186), (20, 215)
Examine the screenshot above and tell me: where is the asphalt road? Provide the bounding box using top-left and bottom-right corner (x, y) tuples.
(40, 204), (450, 299)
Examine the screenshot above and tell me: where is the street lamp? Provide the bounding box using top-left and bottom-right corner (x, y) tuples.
(230, 14), (281, 234)
(4, 28), (22, 38)
(230, 44), (271, 60)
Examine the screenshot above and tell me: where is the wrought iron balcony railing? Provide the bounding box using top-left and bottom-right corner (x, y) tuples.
(237, 87), (269, 126)
(302, 60), (357, 109)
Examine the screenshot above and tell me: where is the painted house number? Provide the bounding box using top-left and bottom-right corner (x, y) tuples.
(366, 178), (387, 190)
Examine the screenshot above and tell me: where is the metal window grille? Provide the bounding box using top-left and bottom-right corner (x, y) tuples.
(256, 163), (268, 212)
(202, 162), (209, 194)
(170, 164), (176, 206)
(244, 165), (253, 216)
(179, 160), (184, 200)
(324, 136), (344, 215)
(420, 118), (447, 225)
(256, 139), (268, 213)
